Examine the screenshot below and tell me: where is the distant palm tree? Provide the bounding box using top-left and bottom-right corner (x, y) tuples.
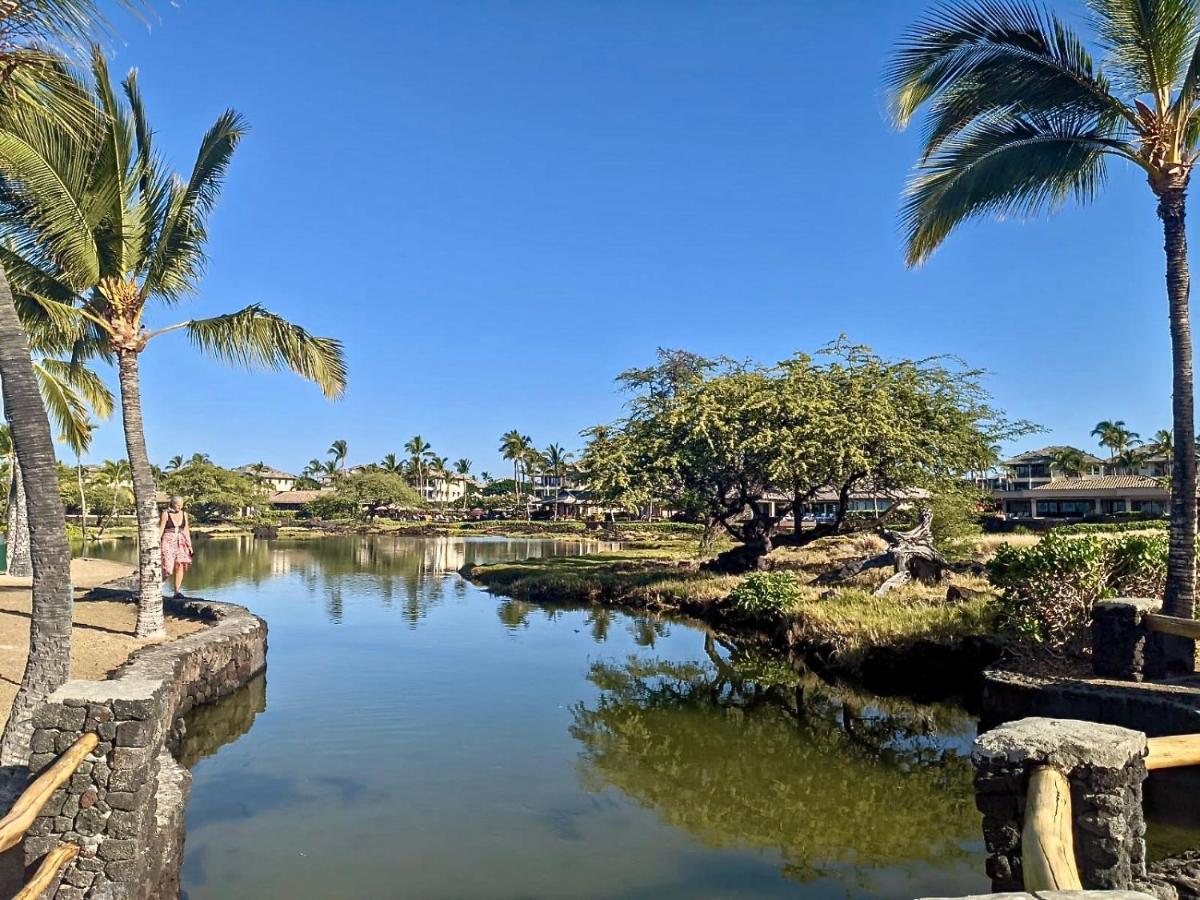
(430, 455), (450, 503)
(303, 457), (325, 478)
(0, 52), (347, 636)
(1092, 421), (1141, 466)
(62, 418), (96, 550)
(543, 443), (573, 519)
(328, 440), (349, 471)
(479, 471), (493, 485)
(454, 458), (473, 508)
(404, 435), (432, 498)
(188, 453), (212, 467)
(166, 455), (184, 472)
(1049, 447), (1087, 480)
(890, 0), (1200, 629)
(379, 453), (404, 475)
(499, 430), (532, 504)
(92, 459), (132, 538)
(1117, 448), (1146, 476)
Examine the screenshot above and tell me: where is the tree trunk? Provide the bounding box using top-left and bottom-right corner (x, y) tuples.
(116, 351), (164, 638)
(704, 516), (775, 574)
(0, 264), (73, 766)
(6, 457), (30, 577)
(814, 508), (948, 596)
(1158, 183), (1197, 675)
(77, 461), (87, 552)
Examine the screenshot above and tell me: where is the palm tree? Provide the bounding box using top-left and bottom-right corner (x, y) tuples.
(379, 452), (404, 475)
(404, 435), (432, 498)
(166, 455), (183, 472)
(91, 458), (131, 537)
(454, 458), (472, 509)
(1049, 447), (1087, 480)
(187, 452), (212, 467)
(328, 439), (348, 471)
(499, 430), (532, 504)
(891, 2), (1200, 637)
(0, 52), (347, 637)
(0, 0), (138, 766)
(430, 455), (450, 504)
(479, 471), (493, 485)
(543, 443), (573, 519)
(1091, 420), (1141, 465)
(61, 417), (96, 551)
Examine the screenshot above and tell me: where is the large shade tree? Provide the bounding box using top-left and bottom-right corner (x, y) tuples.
(0, 50), (347, 637)
(583, 342), (1018, 573)
(890, 0), (1200, 670)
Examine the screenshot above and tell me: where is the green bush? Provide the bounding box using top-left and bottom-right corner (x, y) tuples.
(729, 571), (801, 619)
(1056, 519), (1168, 535)
(987, 532), (1167, 651)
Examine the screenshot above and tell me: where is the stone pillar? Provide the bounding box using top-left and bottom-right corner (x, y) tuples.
(24, 678), (178, 900)
(1092, 598), (1163, 681)
(973, 717), (1149, 892)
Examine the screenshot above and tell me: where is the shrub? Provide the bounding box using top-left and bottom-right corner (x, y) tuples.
(1056, 519), (1168, 535)
(728, 571), (801, 619)
(987, 532), (1167, 651)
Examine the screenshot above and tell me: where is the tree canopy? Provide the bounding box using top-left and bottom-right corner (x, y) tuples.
(161, 461), (266, 523)
(582, 340), (1025, 571)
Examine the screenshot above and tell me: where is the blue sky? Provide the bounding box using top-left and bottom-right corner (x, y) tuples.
(80, 0), (1175, 475)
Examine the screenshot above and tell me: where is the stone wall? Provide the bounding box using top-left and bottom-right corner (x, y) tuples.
(973, 718), (1151, 893)
(21, 598), (266, 899)
(1093, 599), (1164, 682)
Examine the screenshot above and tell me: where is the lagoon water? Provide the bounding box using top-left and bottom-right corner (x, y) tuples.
(87, 534), (991, 899)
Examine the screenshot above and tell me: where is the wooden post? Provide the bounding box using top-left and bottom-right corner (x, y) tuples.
(1022, 766), (1083, 891)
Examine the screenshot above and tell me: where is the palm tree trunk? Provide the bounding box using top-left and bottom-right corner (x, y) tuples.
(77, 459), (87, 552)
(6, 457), (30, 577)
(1158, 183), (1198, 675)
(0, 265), (73, 765)
(116, 351), (164, 638)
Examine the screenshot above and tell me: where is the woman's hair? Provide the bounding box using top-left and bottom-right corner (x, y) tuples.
(170, 495), (184, 506)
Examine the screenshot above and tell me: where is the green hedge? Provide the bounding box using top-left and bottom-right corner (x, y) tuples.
(1055, 519), (1168, 535)
(987, 531), (1167, 650)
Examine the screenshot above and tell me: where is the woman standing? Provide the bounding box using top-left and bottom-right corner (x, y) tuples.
(159, 496), (193, 599)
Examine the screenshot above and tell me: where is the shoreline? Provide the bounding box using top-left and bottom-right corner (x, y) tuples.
(463, 545), (1007, 702)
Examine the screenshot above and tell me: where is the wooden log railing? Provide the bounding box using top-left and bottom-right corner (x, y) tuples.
(0, 732), (98, 899)
(0, 732), (97, 853)
(1143, 613), (1200, 641)
(1021, 766), (1083, 892)
(1147, 733), (1200, 771)
(14, 843), (78, 900)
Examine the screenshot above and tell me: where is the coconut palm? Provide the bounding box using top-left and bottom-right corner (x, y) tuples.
(499, 430), (532, 503)
(91, 458), (131, 537)
(454, 458), (472, 509)
(1049, 447), (1087, 479)
(543, 443), (573, 519)
(1117, 447), (1146, 476)
(404, 435), (432, 497)
(165, 455), (183, 471)
(61, 416), (95, 549)
(1091, 420), (1141, 464)
(0, 51), (347, 637)
(429, 454), (450, 503)
(891, 1), (1200, 634)
(328, 439), (348, 471)
(379, 452), (404, 475)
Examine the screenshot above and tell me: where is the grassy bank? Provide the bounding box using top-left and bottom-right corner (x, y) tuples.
(466, 532), (1001, 686)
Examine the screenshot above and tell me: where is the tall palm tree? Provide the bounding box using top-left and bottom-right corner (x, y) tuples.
(1091, 420), (1142, 464)
(0, 0), (140, 766)
(328, 439), (348, 471)
(891, 1), (1200, 641)
(454, 458), (472, 509)
(91, 458), (131, 537)
(543, 443), (573, 519)
(0, 51), (347, 637)
(61, 416), (95, 550)
(499, 430), (531, 504)
(404, 434), (432, 498)
(379, 452), (404, 475)
(165, 454), (183, 471)
(430, 454), (450, 504)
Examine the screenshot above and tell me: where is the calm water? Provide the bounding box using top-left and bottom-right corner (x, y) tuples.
(86, 534), (991, 899)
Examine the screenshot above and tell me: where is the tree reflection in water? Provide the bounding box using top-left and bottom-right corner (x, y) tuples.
(83, 535), (615, 627)
(570, 635), (980, 891)
(177, 673), (267, 769)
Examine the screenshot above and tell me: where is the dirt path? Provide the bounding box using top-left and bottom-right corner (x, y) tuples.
(0, 558), (205, 728)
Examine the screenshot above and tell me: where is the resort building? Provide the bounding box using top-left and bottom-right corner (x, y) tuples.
(754, 486), (930, 521)
(235, 464), (298, 493)
(420, 474), (472, 505)
(989, 445), (1170, 519)
(268, 488), (332, 512)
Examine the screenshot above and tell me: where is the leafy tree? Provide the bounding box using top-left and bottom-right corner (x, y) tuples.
(584, 341), (1020, 572)
(161, 461), (266, 523)
(890, 1), (1200, 641)
(322, 470), (422, 520)
(0, 51), (347, 636)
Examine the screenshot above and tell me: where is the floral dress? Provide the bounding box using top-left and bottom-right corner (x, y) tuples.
(161, 511), (193, 577)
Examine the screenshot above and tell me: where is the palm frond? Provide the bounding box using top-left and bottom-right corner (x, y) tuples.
(37, 355), (111, 417)
(34, 356), (89, 450)
(181, 304), (347, 399)
(889, 0), (1130, 151)
(902, 109), (1126, 265)
(142, 109), (247, 301)
(1087, 0), (1200, 98)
